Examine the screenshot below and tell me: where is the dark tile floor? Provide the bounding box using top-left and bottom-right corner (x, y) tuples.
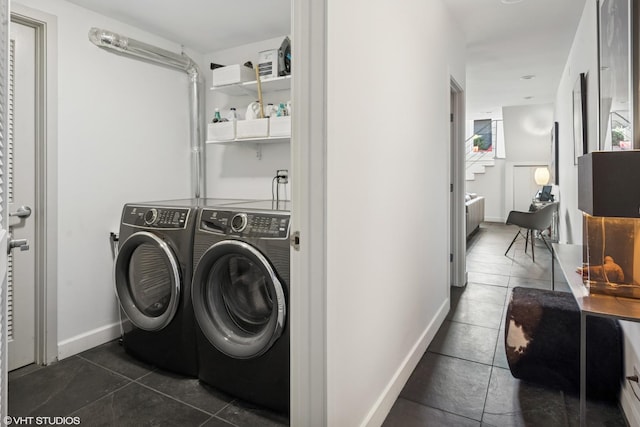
(8, 340), (289, 426)
(8, 222), (630, 426)
(383, 222), (629, 427)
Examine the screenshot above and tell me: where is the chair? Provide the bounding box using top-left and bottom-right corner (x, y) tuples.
(504, 202), (557, 262)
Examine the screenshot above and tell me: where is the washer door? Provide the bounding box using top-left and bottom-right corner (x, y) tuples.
(192, 240), (286, 359)
(115, 231), (181, 331)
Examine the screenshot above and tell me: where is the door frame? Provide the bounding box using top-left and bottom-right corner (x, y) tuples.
(10, 4), (58, 366)
(450, 78), (466, 287)
(290, 0), (327, 424)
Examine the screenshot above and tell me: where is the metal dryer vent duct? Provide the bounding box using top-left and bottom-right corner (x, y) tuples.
(88, 27), (205, 198)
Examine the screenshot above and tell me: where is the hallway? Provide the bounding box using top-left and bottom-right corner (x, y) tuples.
(383, 222), (627, 426)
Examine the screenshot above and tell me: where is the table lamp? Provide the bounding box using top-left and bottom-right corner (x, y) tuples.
(577, 151), (640, 298)
(534, 167), (550, 186)
(534, 167), (553, 201)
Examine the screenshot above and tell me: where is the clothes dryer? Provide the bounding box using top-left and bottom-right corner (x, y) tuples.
(191, 200), (290, 413)
(114, 199), (246, 376)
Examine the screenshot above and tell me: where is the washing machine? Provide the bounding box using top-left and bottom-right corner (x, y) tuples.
(114, 198), (246, 377)
(191, 200), (290, 413)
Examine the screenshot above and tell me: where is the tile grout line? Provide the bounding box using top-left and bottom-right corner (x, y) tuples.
(23, 356), (133, 417)
(129, 375), (254, 425)
(396, 395), (484, 424)
(424, 349), (503, 373)
(198, 414), (239, 427)
(479, 365), (496, 425)
(131, 378), (219, 417)
(444, 317), (502, 331)
(76, 352), (155, 383)
(68, 381), (133, 419)
(461, 237), (509, 425)
(76, 354), (231, 422)
(73, 351), (285, 425)
(205, 399), (245, 426)
(426, 348), (495, 368)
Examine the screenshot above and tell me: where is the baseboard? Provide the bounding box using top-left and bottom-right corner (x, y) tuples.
(619, 323), (640, 426)
(57, 322), (122, 360)
(360, 297), (450, 426)
(620, 382), (640, 426)
(484, 216), (505, 223)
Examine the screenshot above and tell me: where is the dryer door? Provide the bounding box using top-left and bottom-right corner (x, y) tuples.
(192, 240), (286, 359)
(115, 231), (181, 331)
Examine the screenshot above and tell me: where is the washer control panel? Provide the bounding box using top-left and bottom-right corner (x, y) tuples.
(122, 205), (190, 229)
(200, 209), (290, 239)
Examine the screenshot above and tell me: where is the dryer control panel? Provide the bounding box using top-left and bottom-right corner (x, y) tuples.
(200, 209), (290, 239)
(122, 205), (190, 229)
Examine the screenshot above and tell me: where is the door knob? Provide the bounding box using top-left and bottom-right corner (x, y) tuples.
(10, 206), (32, 219)
(8, 238), (29, 253)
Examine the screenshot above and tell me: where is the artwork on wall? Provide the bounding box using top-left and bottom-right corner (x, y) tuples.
(598, 0), (633, 151)
(573, 72), (588, 164)
(550, 121), (559, 185)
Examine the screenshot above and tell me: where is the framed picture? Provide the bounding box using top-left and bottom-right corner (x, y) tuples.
(550, 121), (559, 185)
(573, 72), (588, 164)
(598, 0), (633, 150)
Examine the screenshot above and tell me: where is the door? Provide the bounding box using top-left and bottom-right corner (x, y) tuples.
(191, 240), (286, 359)
(0, 0), (12, 416)
(450, 87), (455, 285)
(7, 20), (36, 371)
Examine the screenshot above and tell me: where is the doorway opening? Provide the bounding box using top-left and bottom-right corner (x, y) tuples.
(450, 78), (466, 288)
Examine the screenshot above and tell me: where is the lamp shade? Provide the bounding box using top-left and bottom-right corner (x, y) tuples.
(534, 167), (550, 185)
(578, 151), (640, 217)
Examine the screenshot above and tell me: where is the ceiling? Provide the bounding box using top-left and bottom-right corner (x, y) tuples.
(443, 0), (586, 119)
(66, 0), (585, 120)
(65, 0), (292, 53)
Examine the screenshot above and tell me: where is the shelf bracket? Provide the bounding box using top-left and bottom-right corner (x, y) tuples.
(256, 144), (263, 160)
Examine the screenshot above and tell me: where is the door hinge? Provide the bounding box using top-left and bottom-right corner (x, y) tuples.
(450, 113), (454, 123)
(290, 231), (300, 251)
(450, 253), (453, 262)
(450, 183), (453, 192)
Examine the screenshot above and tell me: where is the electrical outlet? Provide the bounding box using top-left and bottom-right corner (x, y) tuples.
(277, 169), (289, 184)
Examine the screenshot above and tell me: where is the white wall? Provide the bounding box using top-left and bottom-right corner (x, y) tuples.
(325, 0), (465, 424)
(14, 0), (194, 356)
(554, 0), (598, 246)
(203, 37), (291, 200)
(555, 1), (640, 424)
(502, 104), (554, 162)
(466, 160), (506, 222)
(466, 103), (553, 222)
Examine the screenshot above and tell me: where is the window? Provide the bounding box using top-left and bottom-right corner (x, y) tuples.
(473, 119), (493, 152)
